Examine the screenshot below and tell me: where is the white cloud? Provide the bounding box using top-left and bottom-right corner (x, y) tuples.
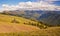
(1, 1), (60, 11)
(38, 0), (60, 1)
(2, 4), (20, 11)
(44, 0), (60, 3)
(38, 0), (60, 3)
(45, 0), (59, 1)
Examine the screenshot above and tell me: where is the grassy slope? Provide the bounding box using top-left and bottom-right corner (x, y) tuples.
(0, 14), (38, 24)
(0, 14), (40, 33)
(0, 14), (60, 36)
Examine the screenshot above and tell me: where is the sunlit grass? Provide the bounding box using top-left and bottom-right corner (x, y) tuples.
(0, 14), (39, 24)
(0, 14), (60, 36)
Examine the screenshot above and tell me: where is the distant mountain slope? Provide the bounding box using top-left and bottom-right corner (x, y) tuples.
(39, 11), (60, 26)
(1, 10), (60, 26)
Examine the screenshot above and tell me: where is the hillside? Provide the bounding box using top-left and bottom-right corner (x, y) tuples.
(39, 11), (60, 26)
(0, 22), (40, 33)
(0, 14), (40, 33)
(2, 10), (60, 26)
(0, 14), (38, 24)
(0, 14), (60, 36)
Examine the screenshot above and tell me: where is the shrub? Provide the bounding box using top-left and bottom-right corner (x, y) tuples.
(11, 18), (19, 23)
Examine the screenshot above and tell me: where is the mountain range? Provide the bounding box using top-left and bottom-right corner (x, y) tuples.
(1, 10), (60, 26)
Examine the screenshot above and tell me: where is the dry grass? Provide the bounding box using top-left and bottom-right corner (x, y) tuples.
(0, 14), (60, 36)
(0, 14), (38, 24)
(0, 22), (40, 33)
(0, 14), (40, 33)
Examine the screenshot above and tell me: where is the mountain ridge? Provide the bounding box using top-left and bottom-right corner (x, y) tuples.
(1, 10), (60, 26)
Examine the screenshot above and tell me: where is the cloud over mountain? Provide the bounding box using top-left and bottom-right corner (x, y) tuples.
(1, 0), (60, 11)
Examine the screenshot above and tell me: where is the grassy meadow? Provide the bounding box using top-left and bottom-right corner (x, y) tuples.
(0, 14), (60, 36)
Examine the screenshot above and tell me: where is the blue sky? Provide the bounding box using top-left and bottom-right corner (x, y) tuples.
(0, 0), (37, 5)
(53, 1), (60, 6)
(0, 0), (60, 11)
(0, 0), (60, 5)
(0, 0), (37, 9)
